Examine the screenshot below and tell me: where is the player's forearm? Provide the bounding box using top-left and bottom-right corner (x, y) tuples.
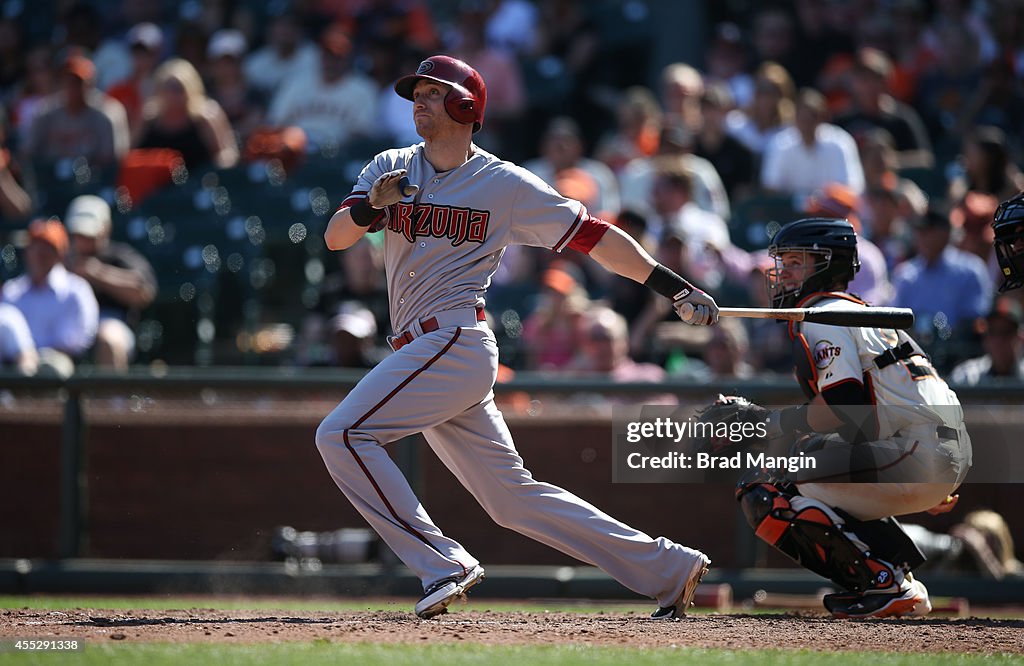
(588, 225), (658, 284)
(324, 208), (370, 251)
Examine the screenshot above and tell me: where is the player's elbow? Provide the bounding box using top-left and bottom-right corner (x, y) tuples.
(324, 211), (358, 251)
(324, 232), (350, 252)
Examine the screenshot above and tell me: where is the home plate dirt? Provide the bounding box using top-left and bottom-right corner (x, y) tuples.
(2, 607), (1022, 653)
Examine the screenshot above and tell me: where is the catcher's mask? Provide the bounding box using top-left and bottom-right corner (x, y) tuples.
(766, 217), (860, 309)
(994, 191), (1024, 292)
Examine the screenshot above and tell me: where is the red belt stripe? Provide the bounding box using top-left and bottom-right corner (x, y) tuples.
(390, 306), (486, 351)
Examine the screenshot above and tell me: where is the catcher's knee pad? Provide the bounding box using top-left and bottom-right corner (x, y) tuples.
(736, 482), (903, 593)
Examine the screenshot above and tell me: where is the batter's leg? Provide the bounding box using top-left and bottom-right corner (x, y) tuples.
(423, 395), (707, 608)
(315, 327), (495, 586)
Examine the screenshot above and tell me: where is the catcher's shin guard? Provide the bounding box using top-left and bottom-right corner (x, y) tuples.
(735, 482), (921, 593)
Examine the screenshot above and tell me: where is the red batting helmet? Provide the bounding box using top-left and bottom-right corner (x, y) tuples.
(394, 55), (487, 133)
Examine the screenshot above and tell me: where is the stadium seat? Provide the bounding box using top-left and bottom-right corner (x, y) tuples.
(30, 159), (118, 218)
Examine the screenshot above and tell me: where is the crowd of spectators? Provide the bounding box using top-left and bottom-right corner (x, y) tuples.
(0, 0), (1022, 386)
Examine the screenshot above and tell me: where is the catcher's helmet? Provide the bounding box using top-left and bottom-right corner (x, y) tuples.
(993, 191), (1024, 292)
(767, 217), (860, 308)
(395, 55), (487, 132)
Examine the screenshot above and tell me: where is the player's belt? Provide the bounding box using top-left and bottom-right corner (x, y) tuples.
(389, 307), (487, 351)
(936, 425), (959, 442)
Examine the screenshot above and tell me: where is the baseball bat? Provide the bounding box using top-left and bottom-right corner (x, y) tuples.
(398, 176), (418, 197)
(680, 304), (915, 329)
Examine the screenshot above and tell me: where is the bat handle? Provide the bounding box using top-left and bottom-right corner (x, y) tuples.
(398, 176), (418, 197)
(678, 302), (694, 321)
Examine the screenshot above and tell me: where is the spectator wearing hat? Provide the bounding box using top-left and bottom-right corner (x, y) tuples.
(0, 219), (98, 377)
(135, 58), (239, 170)
(523, 117), (619, 216)
(760, 88), (865, 198)
(835, 47), (933, 169)
(950, 297), (1024, 385)
(266, 24), (378, 151)
(804, 182), (892, 305)
(65, 195), (156, 370)
(243, 12), (320, 96)
(521, 261), (590, 371)
(206, 29), (266, 141)
(108, 23), (165, 135)
(892, 208), (992, 337)
(23, 52), (129, 166)
(328, 301), (383, 369)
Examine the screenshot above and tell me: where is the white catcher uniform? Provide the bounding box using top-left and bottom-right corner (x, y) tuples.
(315, 142), (706, 606)
(787, 292), (973, 520)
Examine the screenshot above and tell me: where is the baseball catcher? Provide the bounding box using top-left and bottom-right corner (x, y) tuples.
(994, 191), (1024, 292)
(711, 217), (972, 618)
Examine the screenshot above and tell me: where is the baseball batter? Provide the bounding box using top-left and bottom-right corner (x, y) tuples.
(712, 217), (971, 618)
(316, 56), (717, 619)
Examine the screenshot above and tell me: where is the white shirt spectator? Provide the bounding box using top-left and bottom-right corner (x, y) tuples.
(0, 303), (34, 363)
(2, 264), (98, 356)
(761, 123), (865, 197)
(267, 68), (378, 149)
(244, 42), (320, 95)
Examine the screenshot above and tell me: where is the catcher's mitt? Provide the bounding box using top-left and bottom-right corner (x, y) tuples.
(692, 394), (772, 454)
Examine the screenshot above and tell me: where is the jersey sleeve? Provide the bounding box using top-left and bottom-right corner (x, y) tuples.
(338, 152), (396, 210)
(797, 321), (863, 393)
(507, 166), (608, 253)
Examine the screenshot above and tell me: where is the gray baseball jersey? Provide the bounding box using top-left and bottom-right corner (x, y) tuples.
(340, 143), (604, 334)
(317, 142), (708, 607)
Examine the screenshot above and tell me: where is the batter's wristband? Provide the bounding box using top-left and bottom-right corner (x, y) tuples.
(780, 404), (811, 433)
(349, 198), (384, 228)
(644, 264), (695, 301)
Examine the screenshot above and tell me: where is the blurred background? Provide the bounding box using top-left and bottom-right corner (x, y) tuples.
(0, 0), (1022, 605)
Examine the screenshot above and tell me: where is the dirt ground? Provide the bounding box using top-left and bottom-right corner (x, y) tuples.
(2, 605), (1023, 653)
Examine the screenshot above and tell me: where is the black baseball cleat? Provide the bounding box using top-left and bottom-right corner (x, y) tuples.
(415, 565), (485, 619)
(650, 553), (711, 620)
